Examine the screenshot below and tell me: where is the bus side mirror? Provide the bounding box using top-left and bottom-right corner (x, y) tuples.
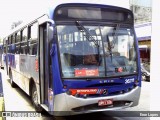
(48, 26), (54, 42)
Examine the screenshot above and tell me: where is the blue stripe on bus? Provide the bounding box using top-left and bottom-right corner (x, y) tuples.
(51, 44), (64, 95)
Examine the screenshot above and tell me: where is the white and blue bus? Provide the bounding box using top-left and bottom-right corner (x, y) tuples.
(3, 1), (141, 116)
(0, 44), (3, 69)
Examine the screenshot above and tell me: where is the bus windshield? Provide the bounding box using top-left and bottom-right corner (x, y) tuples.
(57, 23), (137, 78)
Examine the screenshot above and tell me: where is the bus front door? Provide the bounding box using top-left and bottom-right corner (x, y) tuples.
(39, 23), (53, 110)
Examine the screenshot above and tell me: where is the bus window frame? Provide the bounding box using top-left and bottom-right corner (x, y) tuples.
(20, 27), (28, 54)
(28, 22), (38, 56)
(15, 31), (22, 54)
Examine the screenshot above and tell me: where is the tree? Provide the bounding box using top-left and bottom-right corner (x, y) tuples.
(11, 20), (23, 29)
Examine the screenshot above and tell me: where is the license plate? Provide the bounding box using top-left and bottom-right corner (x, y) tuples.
(98, 99), (113, 106)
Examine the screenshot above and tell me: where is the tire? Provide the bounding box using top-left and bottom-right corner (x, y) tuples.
(31, 84), (43, 112)
(141, 75), (146, 81)
(142, 72), (149, 81)
(9, 70), (16, 87)
(146, 76), (150, 82)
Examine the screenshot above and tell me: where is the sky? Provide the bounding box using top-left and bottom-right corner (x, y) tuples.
(130, 0), (152, 7)
(0, 0), (48, 38)
(0, 0), (150, 39)
(0, 0), (27, 37)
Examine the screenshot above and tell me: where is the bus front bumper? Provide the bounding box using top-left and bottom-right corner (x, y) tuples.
(53, 86), (141, 116)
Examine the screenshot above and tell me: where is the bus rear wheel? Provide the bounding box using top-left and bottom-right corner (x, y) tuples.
(31, 84), (43, 112)
(9, 70), (16, 87)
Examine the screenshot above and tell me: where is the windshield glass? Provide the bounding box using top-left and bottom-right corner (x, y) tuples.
(57, 23), (137, 78)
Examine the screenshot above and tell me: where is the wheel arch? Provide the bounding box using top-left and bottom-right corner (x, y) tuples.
(29, 77), (43, 111)
(8, 67), (11, 74)
(29, 77), (36, 96)
(29, 77), (41, 104)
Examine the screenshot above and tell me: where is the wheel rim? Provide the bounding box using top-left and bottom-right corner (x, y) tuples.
(33, 90), (38, 106)
(142, 75), (146, 81)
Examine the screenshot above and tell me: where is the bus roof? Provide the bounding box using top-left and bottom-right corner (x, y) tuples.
(48, 0), (130, 19)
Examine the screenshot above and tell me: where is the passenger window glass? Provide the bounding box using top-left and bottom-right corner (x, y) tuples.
(21, 28), (28, 54)
(8, 37), (11, 45)
(16, 31), (21, 42)
(29, 23), (38, 40)
(12, 34), (15, 44)
(15, 31), (21, 54)
(22, 28), (27, 41)
(29, 23), (38, 55)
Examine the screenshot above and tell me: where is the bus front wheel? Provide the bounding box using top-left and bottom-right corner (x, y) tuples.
(31, 84), (43, 112)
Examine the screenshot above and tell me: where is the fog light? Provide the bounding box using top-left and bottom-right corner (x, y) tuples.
(75, 93), (80, 97)
(66, 90), (72, 95)
(83, 94), (87, 98)
(125, 102), (130, 106)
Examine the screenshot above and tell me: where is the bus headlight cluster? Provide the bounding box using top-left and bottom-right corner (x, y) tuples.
(83, 94), (88, 98)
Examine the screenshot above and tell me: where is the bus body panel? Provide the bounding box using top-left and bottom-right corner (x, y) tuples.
(1, 54), (5, 69)
(134, 29), (142, 87)
(53, 86), (140, 116)
(9, 54), (39, 95)
(0, 45), (3, 68)
(63, 76), (138, 89)
(51, 44), (64, 95)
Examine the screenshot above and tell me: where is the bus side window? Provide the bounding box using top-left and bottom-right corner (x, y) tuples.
(15, 31), (21, 54)
(3, 39), (7, 54)
(29, 42), (37, 55)
(11, 34), (16, 54)
(21, 28), (28, 54)
(28, 22), (38, 55)
(8, 36), (11, 53)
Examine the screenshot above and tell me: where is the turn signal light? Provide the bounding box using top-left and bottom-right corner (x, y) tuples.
(66, 90), (72, 95)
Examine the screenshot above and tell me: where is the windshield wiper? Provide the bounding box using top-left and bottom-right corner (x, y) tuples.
(111, 24), (120, 48)
(75, 21), (99, 47)
(106, 35), (113, 62)
(106, 24), (120, 62)
(75, 21), (101, 65)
